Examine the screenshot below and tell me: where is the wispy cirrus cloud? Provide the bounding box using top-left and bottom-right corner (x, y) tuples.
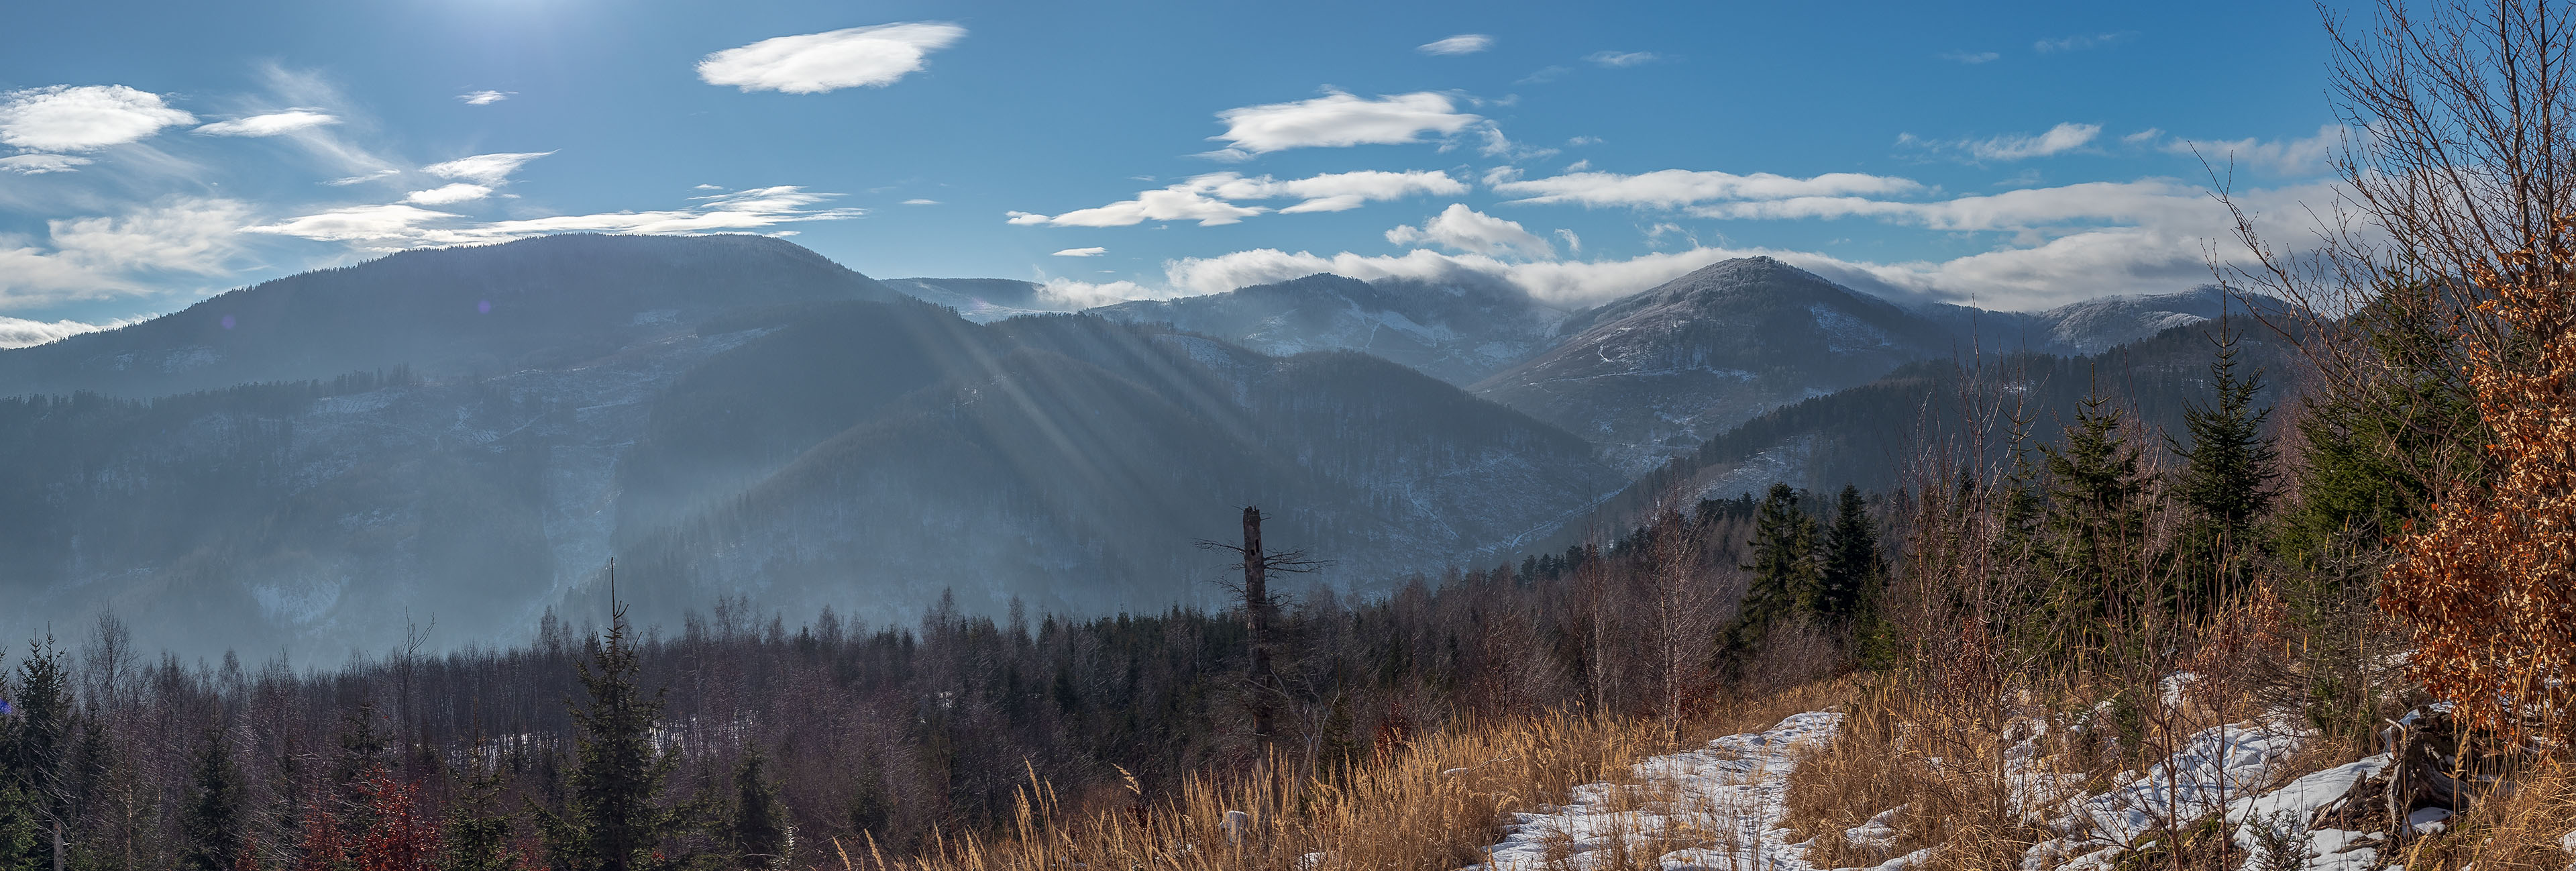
(1587, 50), (1659, 67)
(1007, 169), (1464, 227)
(2145, 123), (2342, 176)
(1898, 122), (2100, 162)
(244, 186), (867, 249)
(1491, 168), (1925, 208)
(1199, 91), (1482, 160)
(402, 183), (492, 205)
(458, 90), (513, 105)
(2035, 31), (2137, 53)
(698, 23), (966, 93)
(1417, 34), (1494, 56)
(0, 154), (93, 174)
(1051, 247), (1107, 257)
(423, 151), (553, 185)
(0, 85), (195, 152)
(193, 109), (341, 138)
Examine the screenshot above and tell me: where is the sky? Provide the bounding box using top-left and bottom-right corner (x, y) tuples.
(0, 0), (2352, 347)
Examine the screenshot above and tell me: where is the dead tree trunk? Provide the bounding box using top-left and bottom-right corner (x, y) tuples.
(1242, 507), (1277, 741)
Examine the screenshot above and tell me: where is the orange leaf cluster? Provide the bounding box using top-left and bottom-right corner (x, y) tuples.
(2382, 245), (2576, 747)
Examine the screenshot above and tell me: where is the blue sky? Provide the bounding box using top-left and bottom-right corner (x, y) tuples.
(0, 0), (2349, 346)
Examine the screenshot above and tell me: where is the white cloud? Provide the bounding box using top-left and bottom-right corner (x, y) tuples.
(458, 90), (514, 105)
(325, 169), (398, 187)
(1587, 50), (1658, 67)
(403, 183), (492, 205)
(243, 186), (867, 249)
(423, 151), (553, 185)
(0, 198), (255, 308)
(902, 198), (940, 205)
(1418, 34), (1494, 56)
(193, 110), (341, 137)
(2153, 123), (2341, 176)
(1493, 168), (1925, 207)
(1052, 247), (1108, 257)
(1010, 169), (1462, 227)
(1203, 91), (1481, 158)
(1898, 122), (2101, 162)
(0, 316), (131, 349)
(0, 154), (92, 174)
(1034, 277), (1169, 309)
(697, 23), (966, 94)
(0, 85), (195, 151)
(1940, 50), (2001, 64)
(1009, 189), (1262, 227)
(1386, 203), (1554, 258)
(2036, 32), (2137, 53)
(1554, 227), (1582, 254)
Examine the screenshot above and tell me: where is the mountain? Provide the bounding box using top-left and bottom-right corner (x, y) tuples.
(0, 238), (1619, 657)
(0, 233), (899, 399)
(1537, 319), (2307, 548)
(881, 277), (1078, 322)
(1913, 285), (2298, 356)
(1089, 273), (1570, 385)
(1470, 257), (1960, 474)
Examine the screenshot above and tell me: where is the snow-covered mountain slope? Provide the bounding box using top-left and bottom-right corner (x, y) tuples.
(1091, 273), (1570, 386)
(1471, 257), (1958, 474)
(881, 277), (1078, 322)
(0, 240), (1620, 658)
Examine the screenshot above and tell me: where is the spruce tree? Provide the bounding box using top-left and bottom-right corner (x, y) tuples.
(1725, 483), (1822, 660)
(1816, 485), (1882, 625)
(0, 784), (35, 871)
(537, 605), (692, 871)
(724, 753), (787, 870)
(2040, 391), (2153, 648)
(441, 766), (515, 871)
(2168, 329), (2279, 611)
(180, 725), (243, 871)
(3, 639), (71, 870)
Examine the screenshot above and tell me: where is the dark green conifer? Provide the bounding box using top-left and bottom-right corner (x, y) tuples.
(537, 605), (692, 871)
(2039, 391), (2154, 648)
(724, 752), (788, 870)
(180, 725), (242, 871)
(2169, 329), (2279, 611)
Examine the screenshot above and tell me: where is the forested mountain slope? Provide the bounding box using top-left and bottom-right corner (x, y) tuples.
(1091, 273), (1569, 386)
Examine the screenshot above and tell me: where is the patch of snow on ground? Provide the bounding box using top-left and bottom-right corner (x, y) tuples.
(2026, 723), (2305, 870)
(1468, 711), (1845, 871)
(2225, 755), (2390, 871)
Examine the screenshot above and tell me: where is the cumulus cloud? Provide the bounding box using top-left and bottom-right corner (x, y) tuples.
(403, 183), (492, 205)
(2151, 123), (2342, 176)
(1386, 204), (1554, 258)
(1899, 122), (2100, 162)
(0, 154), (92, 174)
(0, 198), (255, 308)
(244, 186), (866, 249)
(1008, 169), (1462, 227)
(1587, 50), (1658, 67)
(1493, 168), (1925, 207)
(1201, 91), (1481, 158)
(423, 151), (553, 185)
(1417, 34), (1493, 56)
(458, 90), (514, 105)
(0, 316), (131, 349)
(1940, 50), (2001, 64)
(902, 198), (940, 205)
(193, 110), (341, 137)
(698, 23), (966, 93)
(0, 85), (195, 151)
(1052, 247), (1107, 257)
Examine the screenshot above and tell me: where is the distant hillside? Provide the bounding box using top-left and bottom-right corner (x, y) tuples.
(0, 233), (898, 399)
(881, 277), (1076, 322)
(1091, 273), (1568, 385)
(1471, 257), (1960, 473)
(1914, 285), (2298, 356)
(0, 238), (1619, 656)
(1544, 318), (2306, 547)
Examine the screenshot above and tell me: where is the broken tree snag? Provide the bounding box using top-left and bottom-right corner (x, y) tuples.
(1198, 505), (1321, 746)
(1244, 506), (1275, 741)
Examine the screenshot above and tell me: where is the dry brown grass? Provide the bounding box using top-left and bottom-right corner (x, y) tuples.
(868, 711), (1670, 871)
(1777, 682), (2074, 871)
(2396, 758), (2576, 871)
